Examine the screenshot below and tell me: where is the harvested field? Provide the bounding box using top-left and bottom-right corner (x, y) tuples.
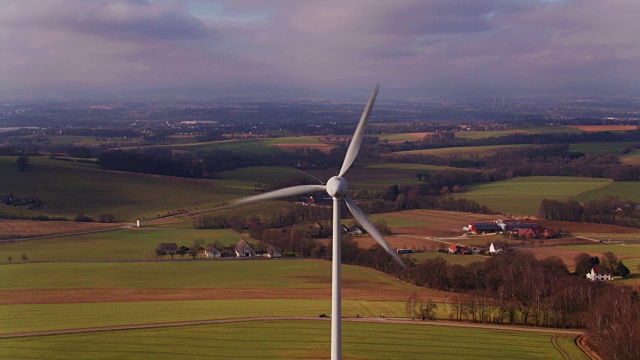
(0, 220), (123, 240)
(521, 247), (602, 272)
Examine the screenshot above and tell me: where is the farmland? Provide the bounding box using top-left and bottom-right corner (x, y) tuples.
(456, 176), (612, 216)
(0, 320), (586, 360)
(0, 156), (315, 221)
(576, 181), (640, 202)
(568, 141), (640, 155)
(6, 123), (640, 359)
(392, 144), (537, 157)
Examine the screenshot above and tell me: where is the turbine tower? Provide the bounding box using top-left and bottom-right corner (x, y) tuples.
(230, 85), (404, 360)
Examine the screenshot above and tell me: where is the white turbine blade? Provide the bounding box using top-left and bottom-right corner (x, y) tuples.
(338, 84), (380, 177)
(230, 185), (326, 206)
(344, 196), (405, 267)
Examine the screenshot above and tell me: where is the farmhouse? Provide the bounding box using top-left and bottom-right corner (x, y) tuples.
(586, 266), (612, 282)
(496, 220), (540, 231)
(489, 243), (504, 254)
(157, 243), (178, 256)
(448, 244), (470, 255)
(266, 245), (283, 258)
(204, 244), (221, 258)
(342, 224), (364, 235)
(235, 239), (256, 258)
(468, 222), (501, 234)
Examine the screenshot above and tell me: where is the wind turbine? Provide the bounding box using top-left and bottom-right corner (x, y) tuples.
(230, 84), (404, 360)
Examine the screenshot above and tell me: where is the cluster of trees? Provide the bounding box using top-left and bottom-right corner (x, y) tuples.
(15, 156), (29, 172)
(71, 212), (116, 223)
(99, 151), (207, 178)
(405, 292), (438, 320)
(338, 244), (630, 331)
(0, 146), (38, 156)
(540, 196), (640, 228)
(155, 240), (206, 260)
(194, 206), (332, 231)
(6, 254), (28, 263)
(575, 252), (630, 278)
(372, 184), (492, 214)
(586, 285), (640, 360)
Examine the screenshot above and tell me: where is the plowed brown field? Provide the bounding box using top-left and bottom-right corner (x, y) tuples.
(0, 220), (123, 240)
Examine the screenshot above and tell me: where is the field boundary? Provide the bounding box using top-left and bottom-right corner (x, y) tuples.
(0, 316), (585, 339)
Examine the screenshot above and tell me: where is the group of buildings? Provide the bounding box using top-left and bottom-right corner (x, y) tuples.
(466, 220), (558, 239)
(156, 239), (283, 259)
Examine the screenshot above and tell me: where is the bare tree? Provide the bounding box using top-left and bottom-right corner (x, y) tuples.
(418, 300), (438, 320)
(405, 292), (421, 320)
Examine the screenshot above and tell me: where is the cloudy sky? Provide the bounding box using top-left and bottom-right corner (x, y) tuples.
(1, 0), (639, 99)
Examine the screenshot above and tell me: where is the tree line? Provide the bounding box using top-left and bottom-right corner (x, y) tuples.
(540, 196), (640, 228)
(341, 241), (639, 359)
(381, 128), (640, 153)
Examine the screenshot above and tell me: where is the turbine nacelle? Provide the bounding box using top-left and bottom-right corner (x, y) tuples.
(326, 176), (348, 198)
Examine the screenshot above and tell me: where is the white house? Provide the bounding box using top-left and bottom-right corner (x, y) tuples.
(204, 244), (221, 259)
(489, 243), (504, 254)
(586, 266), (612, 281)
(235, 239), (256, 258)
(266, 245), (283, 258)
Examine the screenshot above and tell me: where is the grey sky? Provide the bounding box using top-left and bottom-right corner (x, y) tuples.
(1, 0), (638, 98)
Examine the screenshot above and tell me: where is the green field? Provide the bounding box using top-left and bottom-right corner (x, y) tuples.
(0, 228), (250, 262)
(0, 157), (315, 221)
(375, 133), (427, 142)
(0, 260), (415, 291)
(0, 321), (586, 360)
(455, 126), (582, 139)
(0, 240), (590, 358)
(0, 300), (410, 334)
(393, 144), (536, 157)
(568, 142), (640, 155)
(620, 150), (640, 165)
(576, 181), (640, 202)
(127, 135), (332, 154)
(365, 163), (469, 173)
(456, 176), (611, 215)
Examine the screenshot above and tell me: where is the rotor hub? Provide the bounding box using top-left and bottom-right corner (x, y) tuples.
(326, 176), (348, 198)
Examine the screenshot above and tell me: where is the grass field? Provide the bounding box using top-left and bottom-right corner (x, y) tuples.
(392, 144), (536, 157)
(0, 299), (411, 334)
(568, 142), (640, 155)
(0, 260), (421, 292)
(0, 228), (250, 262)
(620, 150), (640, 165)
(0, 157), (315, 221)
(125, 136), (335, 155)
(454, 126), (583, 139)
(456, 176), (611, 216)
(576, 181), (640, 202)
(0, 320), (586, 360)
